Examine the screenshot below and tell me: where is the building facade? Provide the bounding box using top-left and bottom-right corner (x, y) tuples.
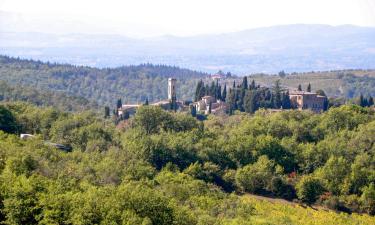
(289, 91), (327, 113)
(168, 78), (177, 101)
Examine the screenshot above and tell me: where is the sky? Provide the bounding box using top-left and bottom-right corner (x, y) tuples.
(1, 0), (375, 37)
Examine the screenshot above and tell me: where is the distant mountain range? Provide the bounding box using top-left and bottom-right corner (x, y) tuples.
(1, 19), (375, 74)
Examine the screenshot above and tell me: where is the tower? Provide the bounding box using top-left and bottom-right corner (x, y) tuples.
(168, 78), (176, 101)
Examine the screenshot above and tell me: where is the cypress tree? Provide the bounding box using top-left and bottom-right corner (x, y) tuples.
(104, 106), (110, 118)
(307, 83), (311, 92)
(244, 90), (257, 113)
(242, 76), (248, 90)
(282, 91), (291, 109)
(210, 81), (216, 97)
(217, 85), (222, 101)
(369, 96), (374, 106)
(273, 80), (282, 108)
(190, 105), (197, 117)
(144, 98), (149, 105)
(194, 80), (203, 101)
(250, 80), (256, 90)
(205, 84), (210, 96)
(116, 98), (122, 109)
(222, 84), (227, 102)
(358, 94), (365, 107)
(298, 84), (302, 91)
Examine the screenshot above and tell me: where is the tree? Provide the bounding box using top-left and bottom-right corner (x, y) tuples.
(0, 105), (18, 133)
(190, 105), (197, 117)
(104, 106), (110, 118)
(278, 70), (286, 78)
(242, 76), (248, 90)
(194, 80), (206, 101)
(227, 89), (237, 114)
(307, 83), (311, 92)
(235, 156), (275, 193)
(249, 80), (256, 90)
(170, 96), (177, 112)
(144, 98), (149, 106)
(296, 176), (325, 204)
(117, 98), (122, 109)
(222, 84), (227, 102)
(361, 183), (375, 215)
(232, 80), (236, 89)
(123, 111), (130, 120)
(282, 91), (291, 109)
(273, 80), (282, 109)
(244, 91), (257, 113)
(133, 106), (172, 134)
(297, 84), (302, 91)
(369, 96), (374, 106)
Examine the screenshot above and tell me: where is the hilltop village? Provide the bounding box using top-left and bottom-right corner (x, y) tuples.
(116, 74), (328, 119)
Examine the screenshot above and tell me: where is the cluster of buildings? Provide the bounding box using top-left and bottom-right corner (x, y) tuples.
(117, 77), (327, 117)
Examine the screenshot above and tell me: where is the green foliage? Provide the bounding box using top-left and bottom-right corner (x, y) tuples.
(296, 176), (325, 204)
(235, 156), (276, 193)
(0, 101), (374, 224)
(0, 105), (18, 133)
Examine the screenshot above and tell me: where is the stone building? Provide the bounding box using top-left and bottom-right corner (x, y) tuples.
(289, 91), (327, 113)
(168, 78), (177, 101)
(192, 95), (229, 115)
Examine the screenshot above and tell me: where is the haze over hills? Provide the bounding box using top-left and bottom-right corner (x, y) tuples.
(1, 14), (375, 75)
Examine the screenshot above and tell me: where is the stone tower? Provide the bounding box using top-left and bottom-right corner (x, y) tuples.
(168, 78), (176, 100)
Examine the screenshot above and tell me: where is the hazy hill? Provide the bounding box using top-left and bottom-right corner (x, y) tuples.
(1, 22), (375, 74)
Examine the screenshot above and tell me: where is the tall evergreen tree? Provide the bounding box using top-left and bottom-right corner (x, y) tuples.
(282, 92), (291, 109)
(190, 105), (197, 117)
(307, 83), (312, 92)
(233, 80), (236, 88)
(104, 106), (110, 118)
(144, 98), (149, 106)
(194, 80), (204, 101)
(227, 89), (237, 114)
(298, 84), (302, 91)
(222, 84), (227, 102)
(358, 94), (365, 107)
(205, 84), (210, 96)
(117, 98), (122, 109)
(170, 96), (177, 111)
(217, 84), (222, 101)
(242, 76), (248, 90)
(273, 80), (282, 108)
(210, 81), (216, 97)
(369, 96), (374, 106)
(250, 80), (256, 90)
(244, 90), (257, 113)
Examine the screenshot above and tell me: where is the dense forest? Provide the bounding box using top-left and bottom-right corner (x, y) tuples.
(0, 101), (374, 224)
(0, 55), (207, 106)
(0, 81), (97, 111)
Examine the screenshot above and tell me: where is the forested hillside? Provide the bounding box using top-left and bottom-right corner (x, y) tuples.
(1, 56), (375, 110)
(0, 81), (97, 111)
(0, 55), (207, 106)
(0, 102), (374, 224)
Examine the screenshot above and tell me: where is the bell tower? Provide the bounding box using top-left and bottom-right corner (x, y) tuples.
(168, 78), (176, 100)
